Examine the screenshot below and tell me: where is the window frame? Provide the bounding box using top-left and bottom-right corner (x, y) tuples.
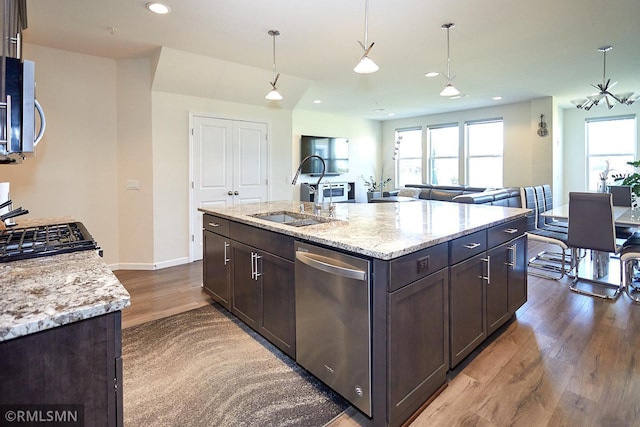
(464, 118), (504, 188)
(394, 127), (424, 187)
(426, 123), (460, 186)
(585, 115), (637, 191)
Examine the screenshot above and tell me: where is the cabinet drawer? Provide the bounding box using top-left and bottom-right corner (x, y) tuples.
(389, 242), (448, 292)
(450, 230), (487, 265)
(203, 214), (229, 237)
(487, 216), (526, 248)
(230, 221), (295, 261)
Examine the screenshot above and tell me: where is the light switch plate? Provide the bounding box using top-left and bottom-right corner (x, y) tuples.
(126, 179), (140, 190)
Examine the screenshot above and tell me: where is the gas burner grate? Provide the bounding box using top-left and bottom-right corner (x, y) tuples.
(0, 222), (99, 262)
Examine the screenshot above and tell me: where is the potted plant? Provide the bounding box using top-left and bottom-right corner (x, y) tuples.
(362, 175), (392, 201)
(613, 160), (640, 208)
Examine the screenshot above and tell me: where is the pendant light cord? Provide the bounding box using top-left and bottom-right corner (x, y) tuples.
(272, 31), (277, 81)
(363, 0), (370, 49)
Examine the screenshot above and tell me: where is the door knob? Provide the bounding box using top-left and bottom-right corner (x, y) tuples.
(234, 191), (239, 195)
(227, 191), (233, 196)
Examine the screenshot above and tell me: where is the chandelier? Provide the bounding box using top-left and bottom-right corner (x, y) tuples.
(571, 46), (638, 110)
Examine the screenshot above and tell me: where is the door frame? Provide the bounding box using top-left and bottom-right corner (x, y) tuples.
(188, 111), (272, 262)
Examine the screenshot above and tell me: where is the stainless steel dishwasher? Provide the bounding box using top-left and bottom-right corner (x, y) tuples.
(294, 241), (372, 416)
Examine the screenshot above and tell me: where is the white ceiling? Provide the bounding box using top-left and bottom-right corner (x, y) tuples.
(21, 0), (640, 121)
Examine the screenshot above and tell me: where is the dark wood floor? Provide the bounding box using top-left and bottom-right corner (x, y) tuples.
(115, 242), (640, 426)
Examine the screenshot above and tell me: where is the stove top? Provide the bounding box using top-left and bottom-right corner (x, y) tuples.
(0, 222), (100, 263)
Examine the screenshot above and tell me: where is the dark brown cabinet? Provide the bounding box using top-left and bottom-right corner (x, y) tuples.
(231, 241), (261, 330)
(388, 267), (449, 424)
(450, 252), (487, 367)
(203, 214), (232, 310)
(508, 235), (527, 313)
(0, 312), (123, 427)
(230, 223), (296, 358)
(449, 218), (527, 368)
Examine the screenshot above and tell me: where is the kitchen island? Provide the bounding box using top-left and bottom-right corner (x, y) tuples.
(200, 200), (529, 427)
(0, 224), (131, 427)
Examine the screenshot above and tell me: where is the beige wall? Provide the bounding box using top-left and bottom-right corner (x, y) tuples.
(381, 98), (555, 188)
(16, 43), (630, 269)
(116, 58), (154, 268)
(3, 44), (121, 265)
(150, 92), (294, 267)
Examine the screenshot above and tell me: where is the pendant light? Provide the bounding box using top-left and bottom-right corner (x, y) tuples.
(265, 30), (283, 101)
(354, 0), (379, 74)
(439, 23), (459, 97)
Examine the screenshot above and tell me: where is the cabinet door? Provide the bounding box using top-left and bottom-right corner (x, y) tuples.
(388, 268), (449, 424)
(450, 253), (487, 367)
(486, 243), (510, 335)
(259, 252), (296, 358)
(203, 230), (231, 310)
(231, 242), (261, 331)
(508, 235), (528, 313)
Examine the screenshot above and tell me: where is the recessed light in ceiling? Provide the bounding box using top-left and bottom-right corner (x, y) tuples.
(425, 72), (439, 78)
(492, 96), (503, 101)
(313, 100), (322, 104)
(387, 112), (395, 116)
(146, 2), (170, 14)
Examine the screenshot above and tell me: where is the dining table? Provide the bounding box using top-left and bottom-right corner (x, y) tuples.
(542, 204), (640, 227)
(542, 203), (640, 286)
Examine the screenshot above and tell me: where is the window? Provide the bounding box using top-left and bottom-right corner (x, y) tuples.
(428, 125), (459, 185)
(586, 116), (636, 191)
(466, 120), (503, 187)
(395, 128), (422, 187)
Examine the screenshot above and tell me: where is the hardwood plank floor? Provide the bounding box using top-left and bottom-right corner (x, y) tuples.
(115, 261), (212, 329)
(115, 242), (640, 426)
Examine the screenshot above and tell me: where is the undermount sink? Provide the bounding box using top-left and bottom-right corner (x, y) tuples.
(249, 211), (337, 227)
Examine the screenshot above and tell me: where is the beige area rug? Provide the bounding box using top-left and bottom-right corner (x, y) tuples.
(122, 304), (349, 426)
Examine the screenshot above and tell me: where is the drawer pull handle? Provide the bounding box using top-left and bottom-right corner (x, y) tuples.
(208, 222), (220, 227)
(224, 242), (230, 265)
(507, 244), (516, 269)
(504, 228), (518, 234)
(463, 242), (481, 249)
(480, 256), (491, 284)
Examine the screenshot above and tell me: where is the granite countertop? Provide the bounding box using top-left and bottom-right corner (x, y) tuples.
(199, 200), (530, 260)
(0, 223), (131, 342)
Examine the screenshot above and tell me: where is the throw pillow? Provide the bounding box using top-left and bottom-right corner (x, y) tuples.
(397, 188), (422, 198)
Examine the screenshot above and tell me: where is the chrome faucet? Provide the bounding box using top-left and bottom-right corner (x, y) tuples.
(292, 155), (325, 214)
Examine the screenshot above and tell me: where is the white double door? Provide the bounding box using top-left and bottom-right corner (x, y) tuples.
(190, 114), (269, 261)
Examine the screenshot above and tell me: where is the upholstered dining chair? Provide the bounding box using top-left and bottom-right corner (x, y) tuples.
(567, 191), (622, 299)
(523, 186), (571, 280)
(620, 245), (640, 303)
(541, 184), (568, 229)
(609, 185), (634, 239)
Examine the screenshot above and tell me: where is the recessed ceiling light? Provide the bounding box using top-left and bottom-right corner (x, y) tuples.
(492, 96), (503, 101)
(387, 112), (395, 116)
(313, 99), (322, 104)
(425, 72), (440, 78)
(146, 2), (170, 14)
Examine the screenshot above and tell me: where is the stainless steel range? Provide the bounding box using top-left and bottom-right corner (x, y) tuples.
(0, 222), (100, 262)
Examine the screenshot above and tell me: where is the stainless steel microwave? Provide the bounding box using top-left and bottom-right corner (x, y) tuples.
(1, 57), (45, 162)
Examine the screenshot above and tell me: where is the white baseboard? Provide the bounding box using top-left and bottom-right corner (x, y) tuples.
(109, 257), (190, 271)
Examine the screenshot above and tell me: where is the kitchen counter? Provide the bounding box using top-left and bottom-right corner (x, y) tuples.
(200, 199), (531, 426)
(0, 220), (131, 342)
(199, 200), (529, 260)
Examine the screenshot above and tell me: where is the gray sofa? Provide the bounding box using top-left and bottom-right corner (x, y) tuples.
(370, 184), (522, 207)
